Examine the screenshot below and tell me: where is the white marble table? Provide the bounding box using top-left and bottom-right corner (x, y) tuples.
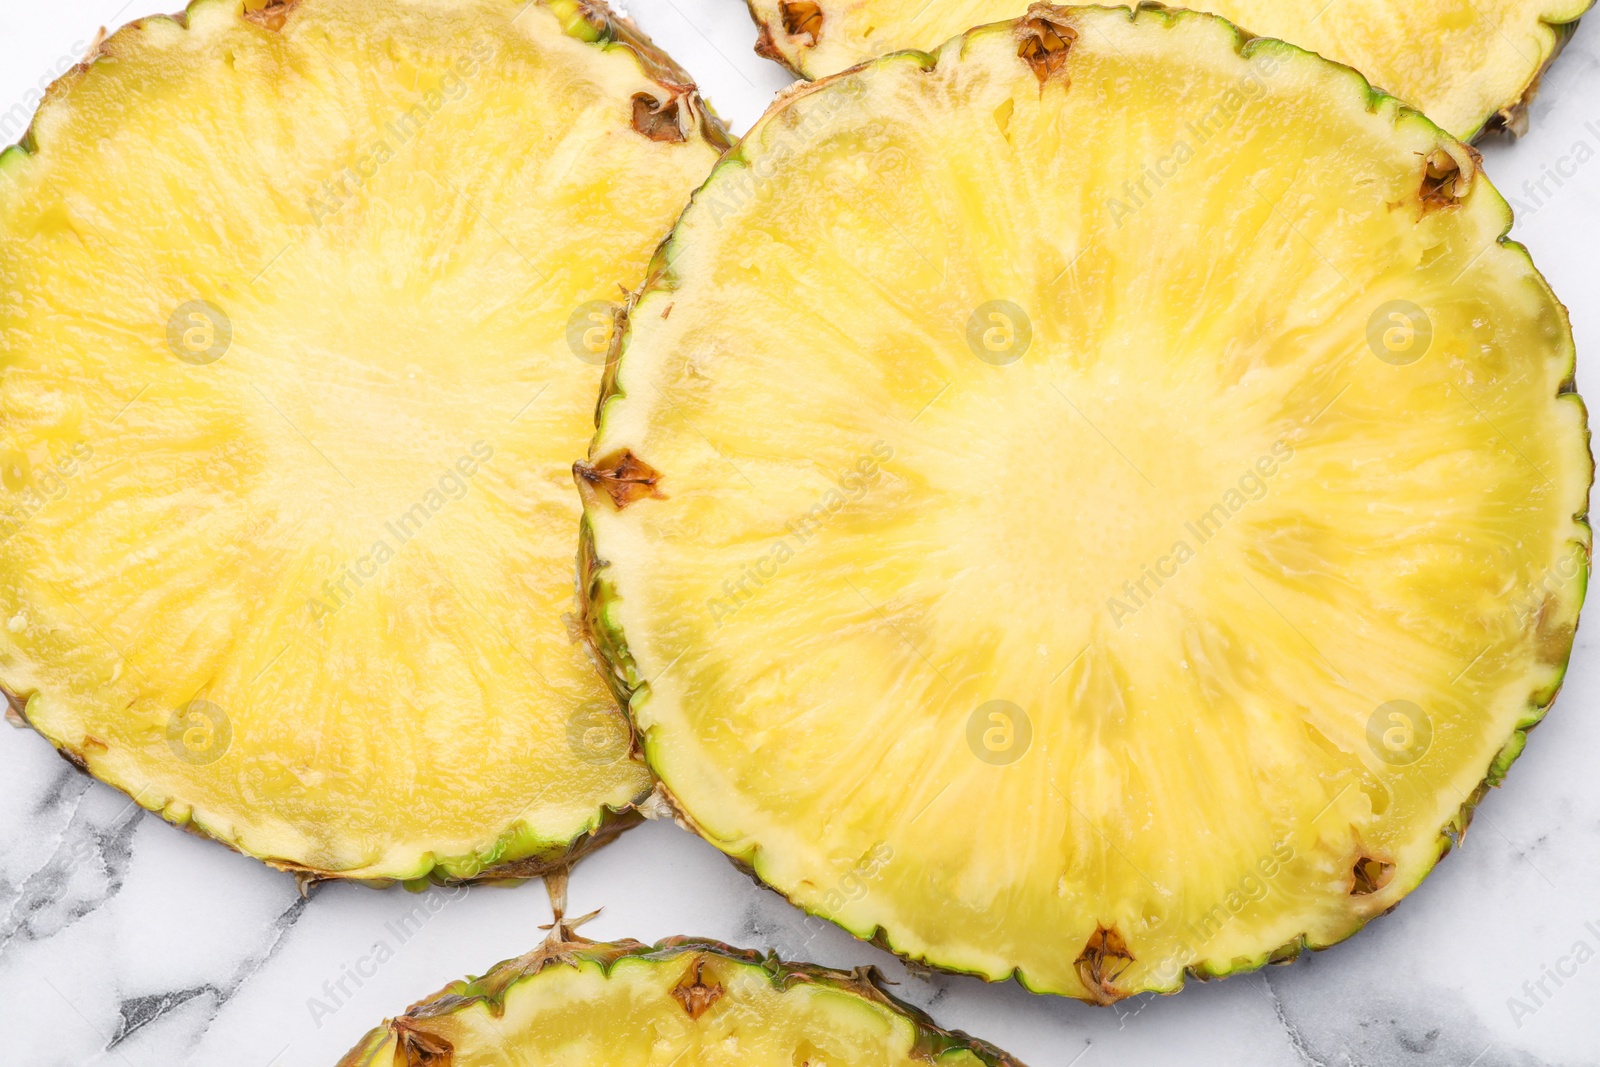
(1, 2), (1598, 1064)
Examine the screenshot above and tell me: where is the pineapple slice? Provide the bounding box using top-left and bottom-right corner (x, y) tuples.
(745, 0), (1590, 140)
(580, 5), (1591, 1001)
(338, 934), (1022, 1066)
(0, 0), (726, 883)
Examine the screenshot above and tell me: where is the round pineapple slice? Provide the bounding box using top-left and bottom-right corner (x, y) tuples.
(338, 934), (1022, 1066)
(0, 0), (727, 883)
(580, 4), (1592, 1001)
(746, 0), (1590, 140)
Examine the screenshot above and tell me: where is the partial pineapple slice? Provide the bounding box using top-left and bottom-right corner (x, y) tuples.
(338, 934), (1022, 1066)
(746, 0), (1590, 139)
(581, 5), (1591, 1001)
(0, 0), (726, 883)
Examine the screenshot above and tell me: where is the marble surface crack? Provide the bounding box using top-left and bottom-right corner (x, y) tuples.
(0, 773), (140, 960)
(33, 763), (94, 815)
(217, 894), (311, 1011)
(110, 984), (222, 1049)
(107, 894), (308, 1055)
(1257, 974), (1336, 1067)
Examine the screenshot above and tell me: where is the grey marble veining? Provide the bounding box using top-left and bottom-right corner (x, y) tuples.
(2, 2), (1599, 1065)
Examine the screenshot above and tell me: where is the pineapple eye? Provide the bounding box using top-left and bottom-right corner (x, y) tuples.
(632, 92), (687, 143)
(779, 0), (824, 43)
(1350, 856), (1397, 897)
(242, 0), (296, 32)
(1017, 12), (1077, 84)
(575, 449), (666, 510)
